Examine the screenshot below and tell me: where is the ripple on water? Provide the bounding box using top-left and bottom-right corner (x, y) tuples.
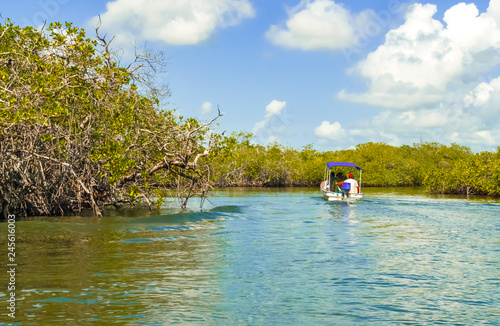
(3, 188), (499, 325)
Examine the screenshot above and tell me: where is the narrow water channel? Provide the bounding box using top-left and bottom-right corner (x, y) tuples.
(0, 187), (499, 325)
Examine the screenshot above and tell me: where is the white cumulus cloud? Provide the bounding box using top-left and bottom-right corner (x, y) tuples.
(315, 120), (345, 140)
(252, 100), (292, 144)
(333, 1), (500, 151)
(91, 0), (255, 46)
(340, 2), (500, 109)
(464, 76), (500, 106)
(266, 0), (374, 50)
(414, 110), (447, 128)
(201, 101), (212, 114)
(264, 99), (286, 117)
(252, 100), (287, 134)
(344, 74), (500, 151)
(475, 130), (496, 144)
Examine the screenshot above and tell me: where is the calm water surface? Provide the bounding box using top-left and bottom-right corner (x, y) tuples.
(0, 187), (499, 325)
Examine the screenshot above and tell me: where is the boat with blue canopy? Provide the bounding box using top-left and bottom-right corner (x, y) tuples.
(320, 162), (363, 201)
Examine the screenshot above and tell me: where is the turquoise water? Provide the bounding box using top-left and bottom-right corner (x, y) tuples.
(0, 187), (499, 325)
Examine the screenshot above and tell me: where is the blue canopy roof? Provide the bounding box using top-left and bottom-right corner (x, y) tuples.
(326, 162), (361, 170)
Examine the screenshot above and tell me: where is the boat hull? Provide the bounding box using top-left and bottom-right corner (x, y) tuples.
(320, 181), (363, 201)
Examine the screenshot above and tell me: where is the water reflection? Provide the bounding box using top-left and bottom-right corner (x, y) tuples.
(0, 212), (231, 324)
(0, 188), (498, 325)
(325, 201), (358, 220)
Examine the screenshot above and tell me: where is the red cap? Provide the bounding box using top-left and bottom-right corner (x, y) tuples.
(349, 174), (354, 178)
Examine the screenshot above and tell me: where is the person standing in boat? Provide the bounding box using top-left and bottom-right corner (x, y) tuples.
(341, 174), (359, 198)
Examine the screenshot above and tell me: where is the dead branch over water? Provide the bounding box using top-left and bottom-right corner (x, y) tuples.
(0, 20), (221, 219)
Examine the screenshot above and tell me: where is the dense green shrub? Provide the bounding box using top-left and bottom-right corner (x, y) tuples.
(207, 134), (500, 196)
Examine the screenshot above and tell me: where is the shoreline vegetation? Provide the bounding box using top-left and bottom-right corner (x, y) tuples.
(207, 133), (500, 197)
(1, 21), (499, 219)
(0, 20), (221, 219)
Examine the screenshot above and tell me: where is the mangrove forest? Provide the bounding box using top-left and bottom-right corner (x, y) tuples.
(1, 20), (499, 218)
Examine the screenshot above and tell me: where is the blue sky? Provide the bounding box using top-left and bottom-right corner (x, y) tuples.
(3, 0), (500, 152)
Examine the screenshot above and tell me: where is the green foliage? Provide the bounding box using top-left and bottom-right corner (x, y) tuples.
(207, 133), (326, 186)
(208, 135), (500, 196)
(423, 148), (500, 196)
(1, 19), (497, 219)
(0, 20), (217, 217)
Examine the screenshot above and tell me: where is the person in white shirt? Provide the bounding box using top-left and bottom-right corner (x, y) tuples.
(341, 173), (359, 198)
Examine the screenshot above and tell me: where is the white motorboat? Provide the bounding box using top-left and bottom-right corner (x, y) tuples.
(320, 162), (363, 201)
